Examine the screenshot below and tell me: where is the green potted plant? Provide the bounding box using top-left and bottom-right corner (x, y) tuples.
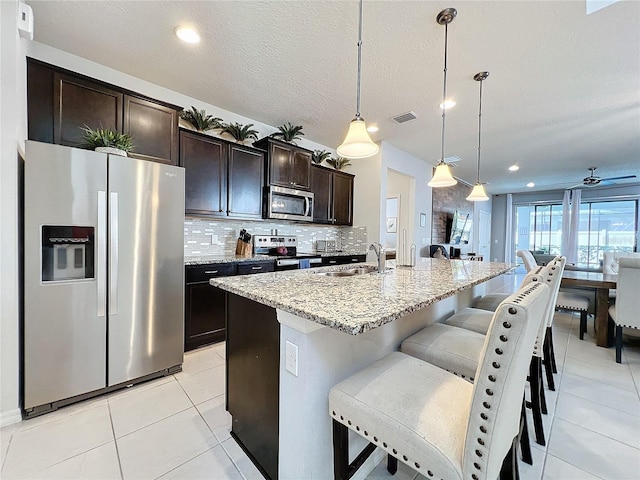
(326, 156), (352, 171)
(80, 126), (133, 157)
(311, 150), (331, 165)
(270, 122), (305, 144)
(180, 106), (223, 132)
(221, 122), (259, 144)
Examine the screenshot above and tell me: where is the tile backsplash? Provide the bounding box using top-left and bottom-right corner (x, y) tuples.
(184, 217), (367, 257)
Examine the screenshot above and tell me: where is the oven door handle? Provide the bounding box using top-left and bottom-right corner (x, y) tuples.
(276, 258), (300, 267)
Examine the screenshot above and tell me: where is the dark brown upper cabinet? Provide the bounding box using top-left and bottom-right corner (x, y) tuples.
(254, 137), (312, 190)
(179, 129), (264, 220)
(180, 130), (227, 217)
(228, 144), (264, 219)
(309, 165), (354, 226)
(124, 95), (178, 165)
(53, 72), (123, 148)
(27, 58), (181, 165)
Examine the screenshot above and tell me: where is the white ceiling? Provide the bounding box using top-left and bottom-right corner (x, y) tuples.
(26, 0), (640, 194)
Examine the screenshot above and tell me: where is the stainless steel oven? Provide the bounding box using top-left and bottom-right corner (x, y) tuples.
(267, 186), (314, 222)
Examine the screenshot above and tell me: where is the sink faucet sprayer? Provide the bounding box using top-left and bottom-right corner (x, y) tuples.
(369, 242), (386, 273)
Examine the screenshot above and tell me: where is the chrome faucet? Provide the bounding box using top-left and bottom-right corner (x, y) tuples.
(369, 242), (386, 272)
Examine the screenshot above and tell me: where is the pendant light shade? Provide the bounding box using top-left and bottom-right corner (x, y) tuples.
(466, 71), (490, 202)
(428, 8), (457, 189)
(337, 117), (379, 159)
(466, 183), (489, 201)
(429, 163), (458, 188)
(337, 0), (379, 159)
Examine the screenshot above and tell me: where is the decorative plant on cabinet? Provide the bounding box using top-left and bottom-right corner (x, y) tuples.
(270, 122), (305, 144)
(221, 122), (259, 144)
(312, 150), (331, 165)
(326, 156), (351, 171)
(180, 106), (223, 132)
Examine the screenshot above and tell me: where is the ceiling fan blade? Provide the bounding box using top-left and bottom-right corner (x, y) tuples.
(600, 175), (637, 182)
(565, 183), (584, 189)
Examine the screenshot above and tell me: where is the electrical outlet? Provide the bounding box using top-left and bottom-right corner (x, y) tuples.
(285, 340), (298, 376)
(211, 234), (218, 244)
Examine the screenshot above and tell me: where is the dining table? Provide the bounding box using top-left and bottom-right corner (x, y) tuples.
(561, 270), (618, 347)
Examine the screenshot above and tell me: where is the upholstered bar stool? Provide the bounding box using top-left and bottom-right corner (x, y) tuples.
(610, 257), (640, 363)
(402, 263), (561, 447)
(603, 251), (640, 300)
(329, 282), (550, 480)
(518, 250), (538, 272)
(465, 257), (566, 383)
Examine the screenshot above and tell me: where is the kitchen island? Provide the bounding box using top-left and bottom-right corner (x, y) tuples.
(210, 258), (514, 480)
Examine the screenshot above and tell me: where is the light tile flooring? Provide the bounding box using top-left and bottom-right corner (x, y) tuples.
(2, 271), (639, 479)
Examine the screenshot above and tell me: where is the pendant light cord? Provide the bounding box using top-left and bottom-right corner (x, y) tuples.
(476, 78), (483, 183)
(440, 22), (449, 164)
(355, 0), (363, 119)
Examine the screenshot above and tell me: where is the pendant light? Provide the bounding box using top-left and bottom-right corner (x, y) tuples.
(428, 8), (458, 188)
(336, 0), (379, 159)
(466, 71), (490, 202)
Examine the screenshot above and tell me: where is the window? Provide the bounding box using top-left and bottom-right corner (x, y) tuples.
(515, 199), (637, 268)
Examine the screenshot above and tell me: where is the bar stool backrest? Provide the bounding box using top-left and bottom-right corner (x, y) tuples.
(463, 281), (550, 480)
(517, 250), (538, 272)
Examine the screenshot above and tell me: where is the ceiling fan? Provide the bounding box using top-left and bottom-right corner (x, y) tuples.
(566, 167), (637, 189)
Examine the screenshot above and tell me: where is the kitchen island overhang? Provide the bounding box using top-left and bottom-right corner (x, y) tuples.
(211, 259), (515, 480)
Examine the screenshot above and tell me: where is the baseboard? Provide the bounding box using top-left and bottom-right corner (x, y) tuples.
(351, 446), (386, 480)
(0, 408), (22, 428)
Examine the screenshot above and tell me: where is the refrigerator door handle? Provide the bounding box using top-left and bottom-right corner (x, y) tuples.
(97, 191), (107, 317)
(109, 192), (119, 315)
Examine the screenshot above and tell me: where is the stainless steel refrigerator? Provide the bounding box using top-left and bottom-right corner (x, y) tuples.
(23, 140), (185, 417)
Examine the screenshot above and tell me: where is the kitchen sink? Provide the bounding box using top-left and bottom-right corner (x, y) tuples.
(315, 266), (378, 277)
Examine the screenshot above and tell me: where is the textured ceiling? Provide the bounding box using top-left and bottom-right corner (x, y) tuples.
(26, 0), (640, 194)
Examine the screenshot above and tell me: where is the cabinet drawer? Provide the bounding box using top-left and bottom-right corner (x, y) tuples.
(237, 261), (275, 275)
(186, 263), (237, 283)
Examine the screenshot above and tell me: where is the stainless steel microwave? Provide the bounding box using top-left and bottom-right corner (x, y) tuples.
(267, 186), (314, 222)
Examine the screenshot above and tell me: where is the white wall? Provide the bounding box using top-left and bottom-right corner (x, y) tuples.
(381, 142), (432, 251)
(1, 0), (27, 427)
(349, 150), (382, 261)
(387, 169), (414, 262)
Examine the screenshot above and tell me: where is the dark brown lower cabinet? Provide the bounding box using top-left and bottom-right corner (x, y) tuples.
(184, 263), (236, 351)
(321, 254), (366, 266)
(226, 293), (280, 480)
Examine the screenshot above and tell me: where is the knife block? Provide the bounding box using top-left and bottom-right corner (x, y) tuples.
(236, 239), (252, 256)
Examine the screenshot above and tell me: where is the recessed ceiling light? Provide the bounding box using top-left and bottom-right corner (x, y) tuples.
(527, 182), (535, 188)
(508, 165), (519, 172)
(366, 125), (379, 133)
(439, 100), (456, 110)
(175, 26), (200, 44)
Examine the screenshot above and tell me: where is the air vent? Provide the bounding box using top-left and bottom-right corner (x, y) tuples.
(390, 111), (418, 124)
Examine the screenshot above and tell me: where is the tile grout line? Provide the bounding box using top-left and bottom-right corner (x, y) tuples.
(107, 400), (126, 480)
(173, 368), (247, 479)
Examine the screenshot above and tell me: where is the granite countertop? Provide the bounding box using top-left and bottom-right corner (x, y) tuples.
(184, 255), (274, 265)
(210, 258), (515, 335)
(184, 251), (367, 265)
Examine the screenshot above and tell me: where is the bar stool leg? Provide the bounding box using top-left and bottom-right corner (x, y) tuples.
(579, 311), (587, 340)
(332, 419), (349, 480)
(538, 358), (548, 415)
(547, 326), (558, 374)
(499, 436), (521, 480)
(528, 358), (546, 446)
(387, 455), (398, 474)
(519, 397), (533, 465)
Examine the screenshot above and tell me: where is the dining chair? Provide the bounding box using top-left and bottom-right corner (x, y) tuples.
(329, 281), (550, 480)
(603, 251), (640, 299)
(609, 257), (640, 363)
